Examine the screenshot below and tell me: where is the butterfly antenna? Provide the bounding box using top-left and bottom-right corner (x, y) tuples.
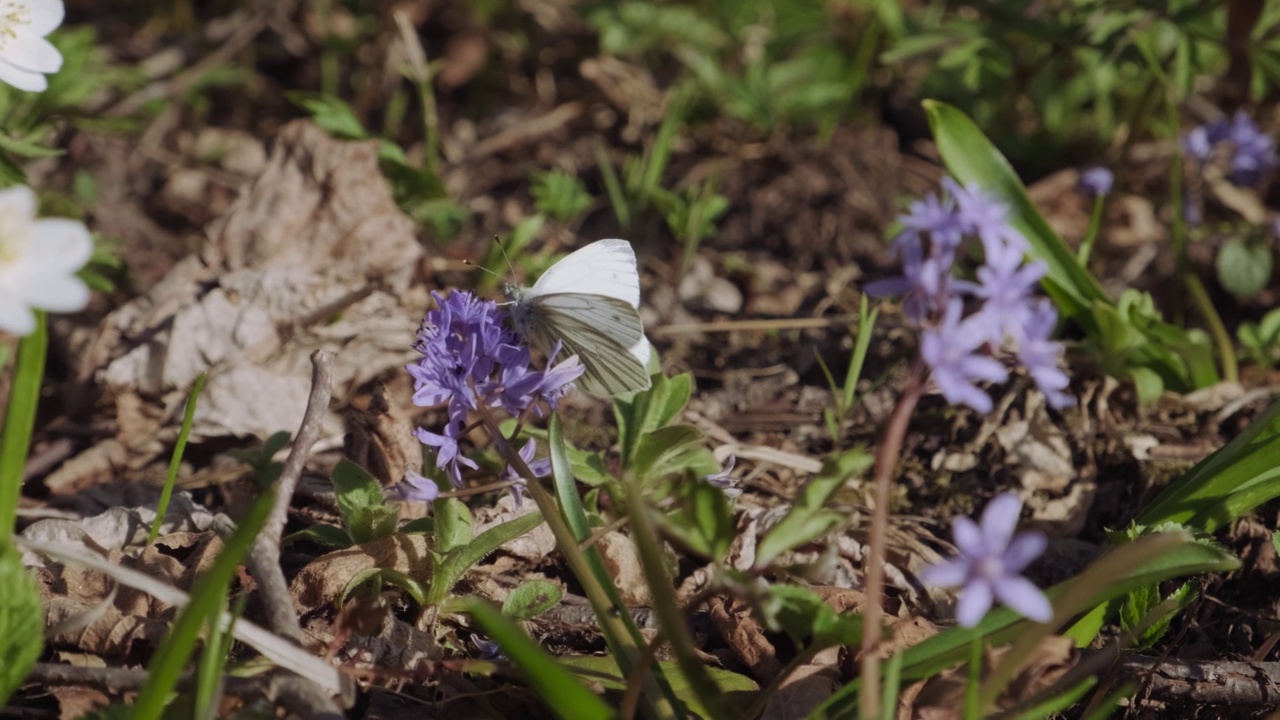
(493, 234), (518, 277)
(461, 257), (506, 282)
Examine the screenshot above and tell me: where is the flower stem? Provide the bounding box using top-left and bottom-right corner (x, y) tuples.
(859, 360), (926, 720)
(0, 312), (46, 539)
(477, 408), (678, 720)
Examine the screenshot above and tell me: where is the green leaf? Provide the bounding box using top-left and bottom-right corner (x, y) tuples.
(0, 130), (63, 158)
(433, 497), (473, 555)
(656, 475), (735, 561)
(615, 372), (693, 468)
(284, 91), (367, 139)
(399, 517), (434, 535)
(761, 585), (863, 650)
(284, 523), (353, 549)
(429, 511), (544, 606)
(1216, 238), (1273, 299)
(1136, 400), (1280, 530)
(632, 425), (719, 482)
(464, 600), (614, 720)
(149, 373), (208, 544)
(502, 579), (565, 621)
(754, 449), (872, 569)
(331, 460), (398, 544)
(558, 656), (757, 716)
(133, 489), (275, 720)
(924, 100), (1107, 318)
(0, 544), (41, 707)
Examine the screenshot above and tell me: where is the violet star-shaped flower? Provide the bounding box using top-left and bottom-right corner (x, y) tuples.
(920, 299), (1008, 414)
(921, 492), (1052, 627)
(1079, 167), (1114, 197)
(499, 439), (552, 506)
(392, 469), (440, 502)
(1016, 300), (1074, 410)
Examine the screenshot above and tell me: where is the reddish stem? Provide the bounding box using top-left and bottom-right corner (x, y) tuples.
(858, 360), (927, 718)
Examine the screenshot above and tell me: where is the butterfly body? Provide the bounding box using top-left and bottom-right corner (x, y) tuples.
(506, 239), (652, 396)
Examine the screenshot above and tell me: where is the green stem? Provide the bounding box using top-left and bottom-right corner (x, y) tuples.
(1185, 272), (1238, 383)
(0, 312), (46, 538)
(964, 632), (982, 720)
(1077, 196), (1105, 266)
(620, 470), (730, 718)
(477, 409), (677, 720)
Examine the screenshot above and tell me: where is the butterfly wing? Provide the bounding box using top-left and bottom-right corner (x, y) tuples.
(529, 239), (641, 306)
(529, 294), (651, 396)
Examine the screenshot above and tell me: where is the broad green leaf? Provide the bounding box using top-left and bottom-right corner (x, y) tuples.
(762, 585), (863, 650)
(332, 460), (398, 544)
(285, 91), (367, 139)
(0, 544), (41, 707)
(285, 523), (353, 549)
(1216, 238), (1272, 299)
(924, 100), (1107, 317)
(399, 517), (434, 535)
(464, 600), (613, 720)
(755, 449), (872, 569)
(430, 511), (544, 606)
(656, 476), (734, 561)
(614, 372), (693, 469)
(502, 579), (565, 621)
(0, 131), (63, 158)
(433, 497), (473, 555)
(1136, 400), (1280, 529)
(632, 425), (719, 482)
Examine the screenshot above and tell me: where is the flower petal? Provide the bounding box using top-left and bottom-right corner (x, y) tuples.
(955, 579), (994, 627)
(980, 492), (1022, 552)
(919, 557), (970, 589)
(951, 516), (983, 556)
(0, 34), (61, 74)
(10, 272), (87, 311)
(992, 575), (1053, 623)
(26, 0), (64, 36)
(0, 293), (34, 335)
(27, 218), (92, 273)
(1002, 531), (1048, 573)
(0, 56), (45, 92)
(0, 185), (36, 217)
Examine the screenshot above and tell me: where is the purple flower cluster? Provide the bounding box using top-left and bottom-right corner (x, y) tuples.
(404, 291), (584, 487)
(869, 180), (1072, 413)
(1183, 112), (1277, 187)
(921, 492), (1052, 627)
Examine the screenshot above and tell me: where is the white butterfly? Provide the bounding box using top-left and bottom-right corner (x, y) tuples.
(506, 239), (652, 397)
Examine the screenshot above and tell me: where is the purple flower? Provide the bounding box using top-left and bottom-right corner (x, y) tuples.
(699, 455), (740, 499)
(1016, 301), (1073, 409)
(946, 180), (1025, 252)
(920, 300), (1008, 414)
(499, 439), (552, 506)
(470, 633), (504, 660)
(963, 235), (1048, 345)
(921, 492), (1052, 627)
(1183, 112), (1277, 187)
(408, 291), (585, 487)
(392, 469), (440, 502)
(1079, 167), (1113, 197)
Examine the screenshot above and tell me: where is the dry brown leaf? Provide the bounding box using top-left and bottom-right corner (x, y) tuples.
(759, 646), (841, 720)
(707, 595), (784, 681)
(51, 686), (113, 720)
(910, 635), (1078, 716)
(290, 533), (432, 614)
(597, 531), (650, 606)
(63, 119), (429, 488)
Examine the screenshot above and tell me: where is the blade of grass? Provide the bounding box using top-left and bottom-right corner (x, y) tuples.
(148, 372), (208, 545)
(194, 592), (246, 720)
(842, 297), (879, 411)
(0, 313), (46, 538)
(465, 599), (614, 720)
(133, 489), (275, 720)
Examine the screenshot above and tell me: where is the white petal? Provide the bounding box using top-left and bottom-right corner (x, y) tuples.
(0, 34), (61, 74)
(0, 293), (35, 335)
(0, 56), (45, 91)
(25, 0), (64, 36)
(12, 272), (87, 311)
(28, 218), (92, 272)
(0, 184), (36, 217)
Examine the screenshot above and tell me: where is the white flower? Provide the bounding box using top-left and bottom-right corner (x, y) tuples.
(0, 0), (64, 93)
(0, 185), (91, 335)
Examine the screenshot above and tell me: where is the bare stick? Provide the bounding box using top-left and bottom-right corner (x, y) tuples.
(242, 350), (335, 643)
(1119, 656), (1280, 706)
(24, 663), (343, 718)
